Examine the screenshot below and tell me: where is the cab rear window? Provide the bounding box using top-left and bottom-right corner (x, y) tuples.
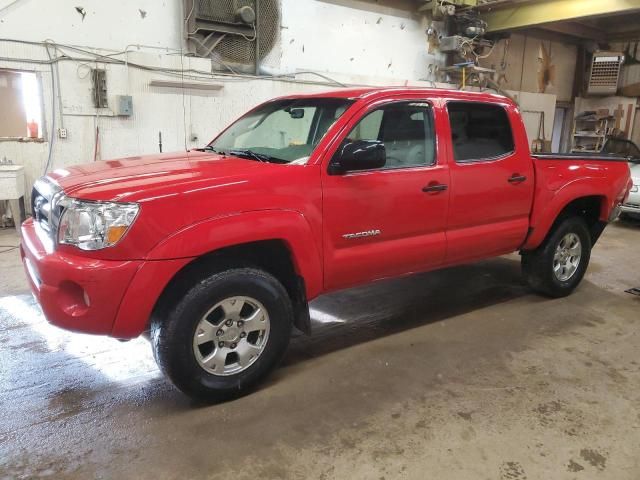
(447, 102), (514, 162)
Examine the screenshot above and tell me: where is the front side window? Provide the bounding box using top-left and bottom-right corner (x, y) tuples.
(447, 102), (514, 162)
(211, 98), (353, 164)
(343, 102), (436, 168)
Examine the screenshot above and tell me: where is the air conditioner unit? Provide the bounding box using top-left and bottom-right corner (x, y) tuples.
(587, 52), (624, 95)
(186, 0), (280, 69)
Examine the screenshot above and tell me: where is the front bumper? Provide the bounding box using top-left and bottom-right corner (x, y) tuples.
(621, 188), (640, 215)
(20, 219), (142, 335)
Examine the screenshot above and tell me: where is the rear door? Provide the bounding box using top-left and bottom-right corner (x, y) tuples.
(321, 97), (450, 291)
(444, 100), (535, 263)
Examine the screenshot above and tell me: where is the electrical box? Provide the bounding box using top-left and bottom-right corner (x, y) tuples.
(439, 35), (466, 53)
(116, 95), (133, 116)
(92, 69), (108, 108)
(588, 52), (624, 95)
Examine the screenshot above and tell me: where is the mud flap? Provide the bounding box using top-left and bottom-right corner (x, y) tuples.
(589, 221), (607, 246)
(292, 275), (311, 335)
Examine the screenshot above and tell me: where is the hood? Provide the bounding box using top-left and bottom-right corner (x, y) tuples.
(48, 151), (272, 202)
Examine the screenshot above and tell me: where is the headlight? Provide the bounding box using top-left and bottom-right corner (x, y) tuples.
(57, 197), (139, 250)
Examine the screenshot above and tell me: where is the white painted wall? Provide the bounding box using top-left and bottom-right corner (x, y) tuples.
(279, 0), (436, 80)
(0, 0), (441, 214)
(0, 0), (184, 50)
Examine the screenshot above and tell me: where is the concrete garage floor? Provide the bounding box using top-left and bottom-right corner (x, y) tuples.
(1, 222), (639, 480)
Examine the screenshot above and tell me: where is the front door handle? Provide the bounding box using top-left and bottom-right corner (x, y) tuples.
(508, 174), (527, 184)
(422, 183), (448, 193)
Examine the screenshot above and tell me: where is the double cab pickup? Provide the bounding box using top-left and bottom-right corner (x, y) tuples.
(21, 88), (633, 401)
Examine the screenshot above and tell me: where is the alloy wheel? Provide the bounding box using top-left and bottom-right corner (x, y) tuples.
(192, 296), (270, 376)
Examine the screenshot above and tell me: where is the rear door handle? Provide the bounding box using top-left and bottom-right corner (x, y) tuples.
(422, 183), (448, 193)
(508, 174), (527, 184)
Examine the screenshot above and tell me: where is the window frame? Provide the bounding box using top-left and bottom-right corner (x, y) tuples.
(446, 100), (516, 164)
(328, 99), (438, 174)
(0, 67), (45, 142)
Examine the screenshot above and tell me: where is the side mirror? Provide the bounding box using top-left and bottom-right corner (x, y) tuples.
(329, 139), (386, 175)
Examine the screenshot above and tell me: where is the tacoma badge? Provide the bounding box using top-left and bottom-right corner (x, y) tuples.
(342, 229), (381, 239)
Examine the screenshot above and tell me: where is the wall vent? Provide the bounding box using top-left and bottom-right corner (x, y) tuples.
(587, 52), (624, 95)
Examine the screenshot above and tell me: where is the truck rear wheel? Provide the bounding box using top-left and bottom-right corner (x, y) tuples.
(151, 267), (293, 402)
(521, 216), (592, 298)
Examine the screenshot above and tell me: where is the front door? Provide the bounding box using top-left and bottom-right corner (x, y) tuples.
(321, 99), (450, 292)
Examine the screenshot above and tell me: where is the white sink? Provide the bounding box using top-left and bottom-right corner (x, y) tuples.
(0, 164), (25, 199)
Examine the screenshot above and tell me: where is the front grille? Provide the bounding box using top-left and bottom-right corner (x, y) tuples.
(32, 177), (64, 241)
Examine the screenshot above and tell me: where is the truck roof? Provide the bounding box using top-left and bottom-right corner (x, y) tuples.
(279, 86), (515, 105)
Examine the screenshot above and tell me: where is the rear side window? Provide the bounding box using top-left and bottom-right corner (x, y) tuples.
(447, 102), (514, 162)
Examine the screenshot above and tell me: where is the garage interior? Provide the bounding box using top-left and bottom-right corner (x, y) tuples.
(1, 0), (639, 478)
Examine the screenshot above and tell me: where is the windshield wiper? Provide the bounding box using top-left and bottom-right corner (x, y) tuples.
(193, 145), (225, 154)
(229, 149), (284, 163)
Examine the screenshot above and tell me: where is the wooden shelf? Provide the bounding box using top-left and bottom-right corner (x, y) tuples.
(571, 115), (611, 153)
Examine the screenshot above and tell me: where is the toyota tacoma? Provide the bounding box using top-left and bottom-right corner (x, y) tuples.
(21, 88), (633, 401)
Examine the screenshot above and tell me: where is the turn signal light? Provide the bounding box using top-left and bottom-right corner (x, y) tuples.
(106, 225), (129, 244)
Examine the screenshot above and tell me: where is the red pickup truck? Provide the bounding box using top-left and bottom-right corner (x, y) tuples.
(21, 88), (632, 401)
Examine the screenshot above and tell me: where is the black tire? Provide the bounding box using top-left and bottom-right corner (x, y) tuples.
(151, 268), (293, 403)
(521, 216), (592, 298)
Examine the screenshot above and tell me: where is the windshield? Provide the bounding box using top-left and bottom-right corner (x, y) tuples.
(210, 98), (354, 164)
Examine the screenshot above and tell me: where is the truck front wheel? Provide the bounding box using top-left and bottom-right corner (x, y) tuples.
(521, 217), (592, 298)
(151, 268), (293, 402)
